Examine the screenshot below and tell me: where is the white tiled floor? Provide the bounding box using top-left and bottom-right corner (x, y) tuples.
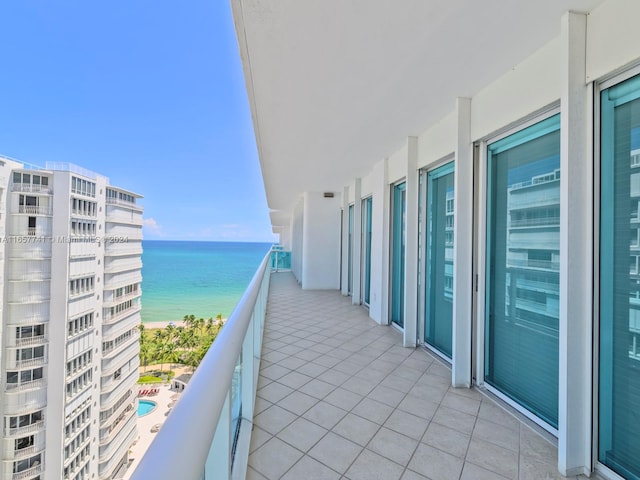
(248, 273), (588, 480)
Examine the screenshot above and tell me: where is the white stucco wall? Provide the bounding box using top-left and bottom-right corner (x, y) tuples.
(301, 192), (342, 289)
(587, 0), (640, 82)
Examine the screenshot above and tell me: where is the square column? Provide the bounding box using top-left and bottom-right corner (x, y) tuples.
(452, 97), (473, 387)
(558, 11), (592, 477)
(404, 137), (419, 347)
(352, 178), (363, 304)
(341, 186), (350, 295)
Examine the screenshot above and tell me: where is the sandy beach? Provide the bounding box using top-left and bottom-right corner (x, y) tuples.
(141, 320), (186, 330)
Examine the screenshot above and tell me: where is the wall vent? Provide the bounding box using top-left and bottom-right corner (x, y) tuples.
(323, 192), (334, 198)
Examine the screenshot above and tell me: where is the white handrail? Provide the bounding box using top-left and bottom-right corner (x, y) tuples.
(130, 252), (271, 480)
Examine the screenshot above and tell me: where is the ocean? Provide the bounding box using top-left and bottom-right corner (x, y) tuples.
(140, 240), (272, 323)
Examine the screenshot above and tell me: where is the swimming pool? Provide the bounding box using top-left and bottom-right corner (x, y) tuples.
(138, 400), (157, 417)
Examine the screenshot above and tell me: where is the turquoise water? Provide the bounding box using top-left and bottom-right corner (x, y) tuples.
(141, 241), (272, 323)
(138, 400), (157, 416)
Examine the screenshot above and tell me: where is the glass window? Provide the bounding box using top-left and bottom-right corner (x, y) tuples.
(362, 197), (373, 305)
(425, 161), (455, 358)
(348, 204), (354, 295)
(485, 114), (560, 428)
(599, 72), (640, 479)
(391, 182), (407, 327)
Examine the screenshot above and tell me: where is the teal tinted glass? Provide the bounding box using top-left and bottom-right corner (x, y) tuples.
(391, 183), (406, 327)
(348, 205), (354, 294)
(485, 114), (560, 428)
(362, 197), (373, 305)
(599, 73), (640, 480)
(425, 162), (455, 358)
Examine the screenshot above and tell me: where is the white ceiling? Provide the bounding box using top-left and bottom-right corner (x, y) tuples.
(232, 0), (605, 223)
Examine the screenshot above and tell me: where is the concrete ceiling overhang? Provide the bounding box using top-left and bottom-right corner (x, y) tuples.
(231, 0), (604, 218)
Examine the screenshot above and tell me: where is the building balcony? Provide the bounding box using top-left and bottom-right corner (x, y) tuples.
(103, 289), (141, 307)
(132, 262), (579, 480)
(15, 335), (47, 348)
(98, 425), (136, 480)
(13, 356), (47, 370)
(11, 461), (44, 480)
(103, 270), (142, 290)
(102, 331), (139, 359)
(11, 443), (44, 461)
(100, 369), (138, 406)
(246, 274), (571, 480)
(101, 350), (139, 380)
(16, 205), (52, 216)
(102, 304), (141, 326)
(12, 183), (52, 194)
(103, 258), (143, 274)
(5, 378), (46, 393)
(99, 407), (136, 447)
(106, 197), (143, 211)
(4, 420), (45, 438)
(508, 258), (560, 271)
(7, 243), (52, 260)
(104, 242), (143, 257)
(509, 216), (560, 228)
(3, 389), (47, 415)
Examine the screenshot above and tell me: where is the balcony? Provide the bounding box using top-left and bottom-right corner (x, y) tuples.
(12, 462), (44, 480)
(16, 205), (52, 216)
(5, 378), (46, 393)
(132, 259), (579, 480)
(106, 197), (143, 211)
(5, 420), (45, 438)
(15, 335), (47, 348)
(12, 183), (52, 194)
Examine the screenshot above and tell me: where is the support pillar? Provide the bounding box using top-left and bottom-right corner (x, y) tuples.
(404, 137), (419, 347)
(452, 97), (473, 388)
(558, 11), (592, 477)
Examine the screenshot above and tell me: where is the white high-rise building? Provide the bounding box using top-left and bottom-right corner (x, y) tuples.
(0, 159), (143, 480)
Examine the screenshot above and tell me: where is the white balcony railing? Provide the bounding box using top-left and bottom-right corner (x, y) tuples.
(12, 461), (44, 480)
(106, 197), (143, 209)
(131, 252), (270, 480)
(102, 304), (141, 325)
(5, 420), (45, 438)
(5, 378), (46, 393)
(12, 183), (52, 194)
(15, 335), (47, 347)
(17, 205), (52, 215)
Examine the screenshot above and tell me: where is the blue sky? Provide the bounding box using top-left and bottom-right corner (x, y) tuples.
(0, 1), (275, 242)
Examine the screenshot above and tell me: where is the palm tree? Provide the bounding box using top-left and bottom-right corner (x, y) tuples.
(139, 342), (151, 373)
(179, 327), (197, 356)
(152, 329), (169, 373)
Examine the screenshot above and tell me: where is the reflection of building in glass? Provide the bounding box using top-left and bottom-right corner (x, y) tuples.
(629, 146), (640, 361)
(506, 165), (560, 335)
(444, 188), (454, 299)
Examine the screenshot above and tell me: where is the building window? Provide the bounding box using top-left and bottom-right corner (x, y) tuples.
(599, 72), (640, 479)
(485, 113), (560, 429)
(361, 197), (372, 305)
(423, 161), (455, 359)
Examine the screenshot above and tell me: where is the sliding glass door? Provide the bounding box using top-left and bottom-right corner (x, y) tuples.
(425, 162), (455, 358)
(362, 197), (372, 305)
(485, 114), (560, 428)
(391, 182), (406, 327)
(348, 204), (354, 295)
(599, 73), (640, 480)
